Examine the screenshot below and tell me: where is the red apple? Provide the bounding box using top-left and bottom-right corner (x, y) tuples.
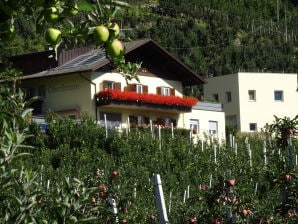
(189, 217), (197, 223)
(149, 214), (155, 220)
(45, 28), (61, 45)
(112, 170), (119, 176)
(227, 178), (236, 186)
(93, 25), (109, 44)
(242, 209), (252, 216)
(284, 174), (292, 182)
(120, 219), (127, 224)
(106, 39), (124, 58)
(98, 184), (107, 192)
(44, 7), (59, 23)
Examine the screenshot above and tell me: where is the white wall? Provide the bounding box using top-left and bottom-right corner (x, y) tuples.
(184, 103), (226, 142)
(238, 72), (298, 132)
(204, 72), (298, 132)
(92, 71), (183, 96)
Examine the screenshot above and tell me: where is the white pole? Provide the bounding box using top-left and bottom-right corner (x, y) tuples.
(189, 125), (193, 142)
(108, 197), (119, 223)
(171, 122), (174, 138)
(254, 182), (258, 195)
(158, 125), (161, 141)
(234, 142), (237, 156)
(296, 154), (298, 166)
(263, 141), (267, 165)
(152, 174), (169, 224)
(104, 114), (108, 138)
(248, 144), (252, 167)
(187, 185), (190, 199)
(150, 120), (153, 137)
(209, 174), (212, 188)
(229, 134), (232, 148)
(214, 145), (217, 163)
(183, 190), (187, 203)
(127, 116), (130, 133)
(133, 183), (137, 198)
(168, 191), (172, 214)
(201, 140), (204, 152)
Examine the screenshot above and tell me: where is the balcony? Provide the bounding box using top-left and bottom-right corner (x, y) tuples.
(95, 89), (198, 112)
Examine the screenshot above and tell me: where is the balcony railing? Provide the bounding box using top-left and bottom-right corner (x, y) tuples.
(95, 89), (198, 111)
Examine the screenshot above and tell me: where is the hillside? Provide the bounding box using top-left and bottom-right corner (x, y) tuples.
(121, 0), (297, 79)
(1, 0), (297, 84)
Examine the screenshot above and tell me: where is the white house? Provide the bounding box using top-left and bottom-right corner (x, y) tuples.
(11, 38), (226, 140)
(204, 72), (298, 132)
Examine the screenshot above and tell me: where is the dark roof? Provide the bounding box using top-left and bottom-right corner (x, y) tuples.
(19, 38), (205, 85)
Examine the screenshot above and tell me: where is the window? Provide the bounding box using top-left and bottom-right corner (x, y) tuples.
(190, 119), (199, 134)
(155, 117), (176, 127)
(248, 90), (256, 101)
(225, 91), (232, 103)
(213, 94), (219, 102)
(102, 81), (121, 90)
(208, 121), (218, 135)
(99, 112), (121, 128)
(107, 82), (114, 89)
(249, 123), (257, 131)
(136, 84), (143, 94)
(161, 87), (170, 96)
(129, 115), (149, 127)
(274, 90), (283, 101)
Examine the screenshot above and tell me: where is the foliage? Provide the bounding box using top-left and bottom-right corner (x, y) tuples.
(0, 0), (141, 82)
(121, 0), (297, 94)
(1, 79), (298, 222)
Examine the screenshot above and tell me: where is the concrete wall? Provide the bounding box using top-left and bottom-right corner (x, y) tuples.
(204, 72), (298, 132)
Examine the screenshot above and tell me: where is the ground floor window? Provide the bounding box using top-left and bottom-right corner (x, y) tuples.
(99, 112), (121, 128)
(190, 119), (199, 134)
(209, 120), (218, 135)
(154, 117), (176, 127)
(129, 115), (150, 127)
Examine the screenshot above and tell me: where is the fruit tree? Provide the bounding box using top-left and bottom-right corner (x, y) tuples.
(0, 0), (140, 81)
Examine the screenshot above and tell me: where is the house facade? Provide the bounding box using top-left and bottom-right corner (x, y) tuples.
(204, 72), (298, 132)
(13, 39), (225, 140)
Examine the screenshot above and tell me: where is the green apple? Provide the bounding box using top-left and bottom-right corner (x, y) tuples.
(45, 28), (61, 45)
(107, 22), (120, 38)
(44, 7), (59, 23)
(93, 25), (109, 44)
(63, 4), (79, 17)
(106, 39), (124, 58)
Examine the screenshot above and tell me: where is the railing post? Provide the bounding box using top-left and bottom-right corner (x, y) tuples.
(152, 174), (170, 224)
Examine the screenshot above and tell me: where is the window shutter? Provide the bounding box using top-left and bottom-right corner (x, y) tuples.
(125, 84), (136, 92)
(156, 87), (161, 95)
(170, 88), (175, 96)
(114, 82), (121, 90)
(143, 85), (148, 94)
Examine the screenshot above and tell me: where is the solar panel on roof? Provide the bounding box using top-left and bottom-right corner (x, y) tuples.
(76, 52), (106, 66)
(52, 51), (106, 71)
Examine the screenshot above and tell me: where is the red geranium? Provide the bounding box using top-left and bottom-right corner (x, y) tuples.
(96, 89), (198, 108)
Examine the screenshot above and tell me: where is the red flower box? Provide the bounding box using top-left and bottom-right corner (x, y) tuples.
(96, 89), (198, 108)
